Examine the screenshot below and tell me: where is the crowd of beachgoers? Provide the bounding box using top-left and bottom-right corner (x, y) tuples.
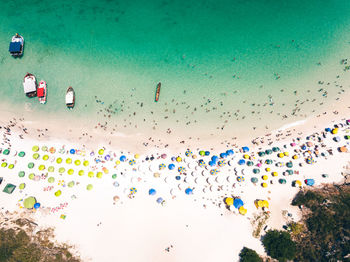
(0, 114), (349, 220)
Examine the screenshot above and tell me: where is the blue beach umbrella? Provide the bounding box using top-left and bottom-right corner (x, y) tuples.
(185, 188), (193, 195)
(175, 176), (181, 180)
(168, 164), (175, 170)
(325, 128), (331, 132)
(33, 203), (41, 209)
(120, 155), (126, 162)
(242, 147), (249, 153)
(149, 189), (156, 195)
(104, 155), (111, 161)
(226, 149), (234, 156)
(205, 151), (210, 156)
(233, 198), (244, 209)
(238, 159), (246, 165)
(220, 153), (228, 158)
(70, 149), (75, 154)
(211, 156), (219, 162)
(156, 197), (164, 204)
(208, 161), (216, 167)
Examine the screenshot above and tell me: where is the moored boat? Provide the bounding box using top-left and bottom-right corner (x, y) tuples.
(155, 82), (161, 102)
(66, 87), (75, 109)
(9, 33), (24, 57)
(37, 80), (47, 104)
(23, 73), (37, 98)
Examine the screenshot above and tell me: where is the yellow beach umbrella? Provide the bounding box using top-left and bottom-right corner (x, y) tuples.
(87, 184), (93, 190)
(68, 169), (74, 175)
(262, 200), (269, 208)
(98, 149), (104, 155)
(96, 172), (103, 178)
(262, 175), (268, 180)
(8, 164), (14, 169)
(43, 155), (49, 161)
(262, 182), (268, 188)
(272, 172), (278, 177)
(78, 170), (84, 176)
(103, 167), (109, 174)
(278, 153), (284, 158)
(48, 166), (54, 172)
(88, 171), (94, 178)
(176, 157), (182, 162)
(66, 158), (72, 164)
(332, 128), (338, 134)
(239, 206), (247, 215)
(55, 190), (62, 197)
(74, 160), (81, 166)
(134, 154), (140, 159)
(243, 154), (249, 159)
(284, 152), (289, 156)
(83, 160), (89, 166)
(265, 167), (271, 172)
(32, 145), (39, 152)
(32, 153), (39, 160)
(59, 167), (65, 173)
(295, 180), (302, 187)
(292, 155), (298, 160)
(19, 183), (26, 190)
(225, 197), (234, 206)
(38, 165), (45, 171)
(56, 157), (63, 164)
(115, 160), (121, 165)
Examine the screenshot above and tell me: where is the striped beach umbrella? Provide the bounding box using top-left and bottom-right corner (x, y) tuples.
(178, 166), (186, 173)
(129, 159), (136, 166)
(210, 169), (219, 175)
(198, 160), (206, 167)
(159, 163), (166, 170)
(218, 160), (226, 167)
(237, 176), (245, 182)
(185, 149), (193, 157)
(130, 187), (137, 194)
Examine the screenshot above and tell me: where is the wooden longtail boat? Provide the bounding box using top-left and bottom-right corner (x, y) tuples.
(155, 82), (161, 102)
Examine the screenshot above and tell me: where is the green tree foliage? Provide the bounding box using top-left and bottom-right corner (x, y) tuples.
(239, 247), (262, 262)
(0, 227), (80, 262)
(262, 230), (296, 262)
(291, 185), (350, 262)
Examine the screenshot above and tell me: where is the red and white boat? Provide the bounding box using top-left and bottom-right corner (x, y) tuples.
(37, 80), (47, 104)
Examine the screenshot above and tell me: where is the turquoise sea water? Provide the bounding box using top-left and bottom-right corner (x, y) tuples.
(1, 0), (350, 140)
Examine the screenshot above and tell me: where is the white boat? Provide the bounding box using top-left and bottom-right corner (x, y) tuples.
(23, 73), (37, 98)
(66, 87), (75, 109)
(9, 33), (24, 57)
(37, 80), (47, 104)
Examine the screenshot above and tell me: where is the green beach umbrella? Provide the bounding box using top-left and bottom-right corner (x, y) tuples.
(19, 183), (26, 190)
(28, 173), (35, 180)
(32, 145), (39, 152)
(286, 169), (293, 175)
(251, 177), (258, 183)
(68, 181), (75, 188)
(258, 152), (265, 157)
(199, 150), (205, 156)
(33, 153), (39, 160)
(48, 177), (55, 183)
(265, 149), (273, 155)
(112, 174), (117, 179)
(265, 159), (272, 164)
(286, 162), (293, 168)
(3, 149), (10, 155)
(247, 161), (254, 166)
(18, 171), (25, 177)
(253, 168), (260, 174)
(28, 162), (34, 169)
(87, 184), (93, 190)
(18, 151), (25, 157)
(23, 197), (36, 209)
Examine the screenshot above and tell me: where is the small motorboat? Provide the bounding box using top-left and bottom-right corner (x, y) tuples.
(23, 73), (37, 98)
(66, 87), (75, 109)
(37, 80), (47, 104)
(9, 33), (24, 57)
(155, 82), (161, 102)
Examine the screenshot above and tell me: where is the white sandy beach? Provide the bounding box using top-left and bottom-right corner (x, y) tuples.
(0, 98), (349, 261)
